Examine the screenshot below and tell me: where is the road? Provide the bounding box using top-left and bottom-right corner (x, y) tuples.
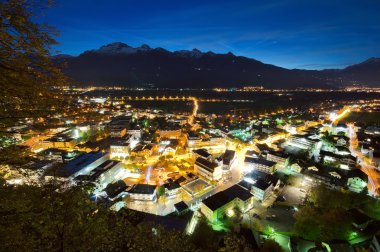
(347, 121), (379, 196)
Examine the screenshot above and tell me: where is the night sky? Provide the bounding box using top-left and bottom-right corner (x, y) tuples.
(40, 0), (380, 69)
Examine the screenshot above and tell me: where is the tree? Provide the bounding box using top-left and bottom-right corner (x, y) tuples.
(219, 234), (254, 252)
(0, 0), (67, 130)
(0, 178), (197, 251)
(260, 239), (283, 252)
(157, 185), (165, 197)
(293, 206), (321, 240)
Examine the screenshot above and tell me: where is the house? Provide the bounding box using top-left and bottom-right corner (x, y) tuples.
(200, 184), (254, 222)
(250, 180), (273, 201)
(76, 159), (125, 191)
(192, 148), (213, 161)
(127, 128), (142, 139)
(163, 182), (182, 197)
(245, 150), (260, 158)
(194, 157), (222, 181)
(174, 201), (189, 215)
(187, 132), (202, 147)
(217, 149), (236, 170)
(266, 150), (289, 168)
(163, 144), (177, 155)
(332, 135), (350, 147)
(344, 169), (368, 193)
(331, 122), (349, 136)
(290, 161), (303, 173)
(130, 143), (155, 157)
(287, 134), (318, 150)
(303, 166), (345, 189)
(158, 127), (182, 139)
(42, 134), (77, 151)
(244, 157), (276, 174)
(40, 148), (82, 163)
(128, 184), (157, 201)
(107, 116), (131, 138)
(320, 150), (356, 169)
(110, 140), (130, 159)
(239, 170), (280, 200)
(104, 180), (129, 199)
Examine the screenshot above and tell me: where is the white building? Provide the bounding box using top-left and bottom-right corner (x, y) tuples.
(244, 157), (276, 174)
(194, 157), (223, 181)
(128, 184), (157, 201)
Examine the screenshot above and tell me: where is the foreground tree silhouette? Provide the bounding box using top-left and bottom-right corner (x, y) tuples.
(0, 0), (66, 130)
(0, 177), (197, 252)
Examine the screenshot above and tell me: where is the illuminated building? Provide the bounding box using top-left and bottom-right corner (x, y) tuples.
(217, 149), (236, 170)
(192, 149), (213, 161)
(60, 152), (109, 179)
(331, 123), (349, 136)
(110, 141), (130, 159)
(244, 157), (276, 174)
(287, 134), (317, 150)
(104, 180), (128, 199)
(320, 150), (356, 169)
(158, 126), (182, 139)
(194, 157), (222, 181)
(127, 184), (157, 201)
(200, 184), (254, 222)
(163, 182), (182, 197)
(76, 160), (125, 191)
(239, 170), (280, 200)
(107, 115), (132, 137)
(266, 150), (289, 168)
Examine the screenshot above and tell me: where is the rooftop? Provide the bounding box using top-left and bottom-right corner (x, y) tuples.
(62, 152), (107, 177)
(128, 184), (157, 194)
(195, 157), (219, 172)
(202, 184), (252, 211)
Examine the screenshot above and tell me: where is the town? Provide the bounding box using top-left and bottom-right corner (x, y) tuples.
(2, 88), (380, 251)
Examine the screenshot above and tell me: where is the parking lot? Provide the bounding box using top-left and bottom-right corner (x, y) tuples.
(263, 204), (296, 233)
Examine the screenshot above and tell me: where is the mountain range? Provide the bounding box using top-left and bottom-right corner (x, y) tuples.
(54, 42), (380, 89)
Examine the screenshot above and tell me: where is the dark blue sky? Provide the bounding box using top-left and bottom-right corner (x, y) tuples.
(39, 0), (380, 69)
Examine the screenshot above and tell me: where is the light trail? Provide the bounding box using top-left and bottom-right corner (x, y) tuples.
(348, 123), (379, 196)
(189, 97), (198, 125)
(331, 107), (351, 125)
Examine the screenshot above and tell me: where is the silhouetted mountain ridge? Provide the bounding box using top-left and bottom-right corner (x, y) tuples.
(54, 43), (380, 88)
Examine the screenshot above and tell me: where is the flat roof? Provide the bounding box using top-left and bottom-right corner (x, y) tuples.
(244, 157), (276, 167)
(252, 179), (272, 190)
(193, 149), (211, 158)
(202, 184), (252, 211)
(87, 160), (120, 181)
(104, 180), (128, 198)
(129, 184), (157, 195)
(195, 157), (218, 172)
(62, 152), (107, 177)
(174, 201), (188, 212)
(163, 182), (181, 191)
